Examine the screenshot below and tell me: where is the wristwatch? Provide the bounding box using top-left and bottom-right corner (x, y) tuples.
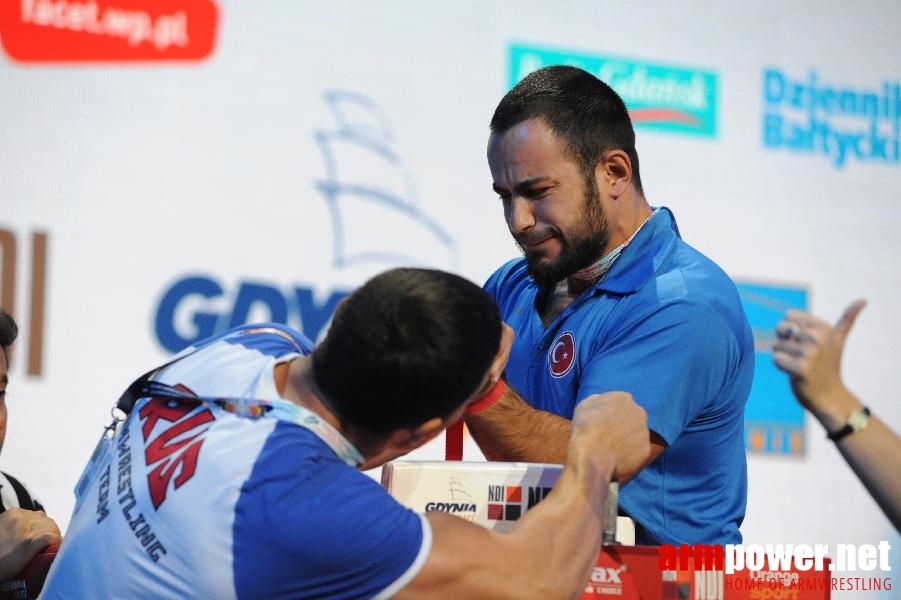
(827, 407), (871, 442)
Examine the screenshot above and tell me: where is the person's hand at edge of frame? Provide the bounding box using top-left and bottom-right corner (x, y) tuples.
(773, 299), (867, 427)
(0, 508), (62, 581)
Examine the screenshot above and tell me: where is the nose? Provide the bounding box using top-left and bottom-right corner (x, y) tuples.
(506, 195), (535, 234)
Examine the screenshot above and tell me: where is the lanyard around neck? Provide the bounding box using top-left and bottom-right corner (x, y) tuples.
(114, 327), (364, 467)
(138, 380), (364, 467)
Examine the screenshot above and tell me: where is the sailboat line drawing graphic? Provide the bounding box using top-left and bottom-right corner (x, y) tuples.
(314, 90), (458, 270)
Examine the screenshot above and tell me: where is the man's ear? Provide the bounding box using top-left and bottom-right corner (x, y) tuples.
(405, 417), (446, 451)
(380, 416), (446, 456)
(487, 323), (515, 385)
(597, 150), (632, 198)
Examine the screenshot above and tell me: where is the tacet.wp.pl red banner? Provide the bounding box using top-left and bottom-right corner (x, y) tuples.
(0, 0), (218, 62)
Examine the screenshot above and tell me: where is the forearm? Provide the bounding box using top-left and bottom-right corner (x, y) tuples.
(398, 392), (648, 599)
(464, 385), (571, 463)
(807, 386), (863, 433)
(402, 442), (613, 600)
(822, 395), (901, 531)
(504, 433), (614, 595)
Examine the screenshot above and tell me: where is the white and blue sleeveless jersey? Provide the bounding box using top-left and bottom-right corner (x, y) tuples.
(42, 323), (430, 599)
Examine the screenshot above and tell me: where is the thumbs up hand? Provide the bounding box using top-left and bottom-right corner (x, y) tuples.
(772, 300), (867, 430)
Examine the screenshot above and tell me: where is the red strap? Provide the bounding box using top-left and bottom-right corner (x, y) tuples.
(445, 419), (464, 461)
(465, 379), (506, 415)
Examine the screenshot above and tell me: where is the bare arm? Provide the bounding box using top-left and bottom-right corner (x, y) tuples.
(395, 392), (649, 599)
(822, 390), (901, 531)
(465, 383), (572, 463)
(773, 300), (901, 531)
(461, 324), (573, 463)
(465, 384), (663, 481)
(0, 508), (62, 581)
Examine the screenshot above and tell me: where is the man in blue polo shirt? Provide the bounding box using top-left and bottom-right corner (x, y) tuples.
(465, 65), (755, 546)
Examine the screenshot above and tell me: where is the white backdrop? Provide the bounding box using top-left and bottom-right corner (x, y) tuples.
(2, 1), (900, 597)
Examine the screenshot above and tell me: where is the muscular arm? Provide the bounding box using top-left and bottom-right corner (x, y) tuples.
(465, 384), (571, 463)
(468, 300), (742, 483)
(395, 392), (649, 599)
(464, 384), (662, 480)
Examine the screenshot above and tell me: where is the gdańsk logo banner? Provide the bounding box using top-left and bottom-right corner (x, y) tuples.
(0, 0), (218, 62)
(509, 43), (718, 138)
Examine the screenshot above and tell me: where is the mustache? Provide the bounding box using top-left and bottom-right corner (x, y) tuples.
(513, 227), (561, 247)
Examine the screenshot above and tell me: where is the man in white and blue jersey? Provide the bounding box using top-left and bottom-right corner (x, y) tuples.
(42, 267), (650, 599)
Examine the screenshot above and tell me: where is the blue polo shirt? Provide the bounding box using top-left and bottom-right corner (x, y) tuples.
(485, 208), (753, 545)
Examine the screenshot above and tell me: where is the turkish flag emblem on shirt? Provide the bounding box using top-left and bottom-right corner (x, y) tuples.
(548, 331), (576, 378)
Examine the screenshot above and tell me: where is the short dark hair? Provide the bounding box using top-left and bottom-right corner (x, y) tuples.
(0, 309), (17, 365)
(490, 65), (643, 195)
(311, 268), (501, 436)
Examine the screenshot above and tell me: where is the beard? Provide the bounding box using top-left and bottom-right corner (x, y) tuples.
(515, 178), (611, 288)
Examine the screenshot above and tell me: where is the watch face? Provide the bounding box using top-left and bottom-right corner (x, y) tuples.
(849, 409), (870, 432)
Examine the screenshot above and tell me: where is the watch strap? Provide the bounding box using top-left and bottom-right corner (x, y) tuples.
(827, 407), (871, 442)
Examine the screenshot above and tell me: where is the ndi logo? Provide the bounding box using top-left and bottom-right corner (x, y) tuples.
(509, 44), (718, 137)
(486, 484), (552, 521)
(762, 68), (901, 168)
(0, 228), (48, 376)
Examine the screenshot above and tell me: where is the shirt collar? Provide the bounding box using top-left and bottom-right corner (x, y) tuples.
(590, 206), (680, 296)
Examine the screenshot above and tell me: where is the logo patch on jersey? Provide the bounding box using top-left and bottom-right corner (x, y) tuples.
(548, 331), (576, 378)
(138, 385), (214, 509)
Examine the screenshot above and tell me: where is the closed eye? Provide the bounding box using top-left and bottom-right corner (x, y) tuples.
(525, 187), (551, 199)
